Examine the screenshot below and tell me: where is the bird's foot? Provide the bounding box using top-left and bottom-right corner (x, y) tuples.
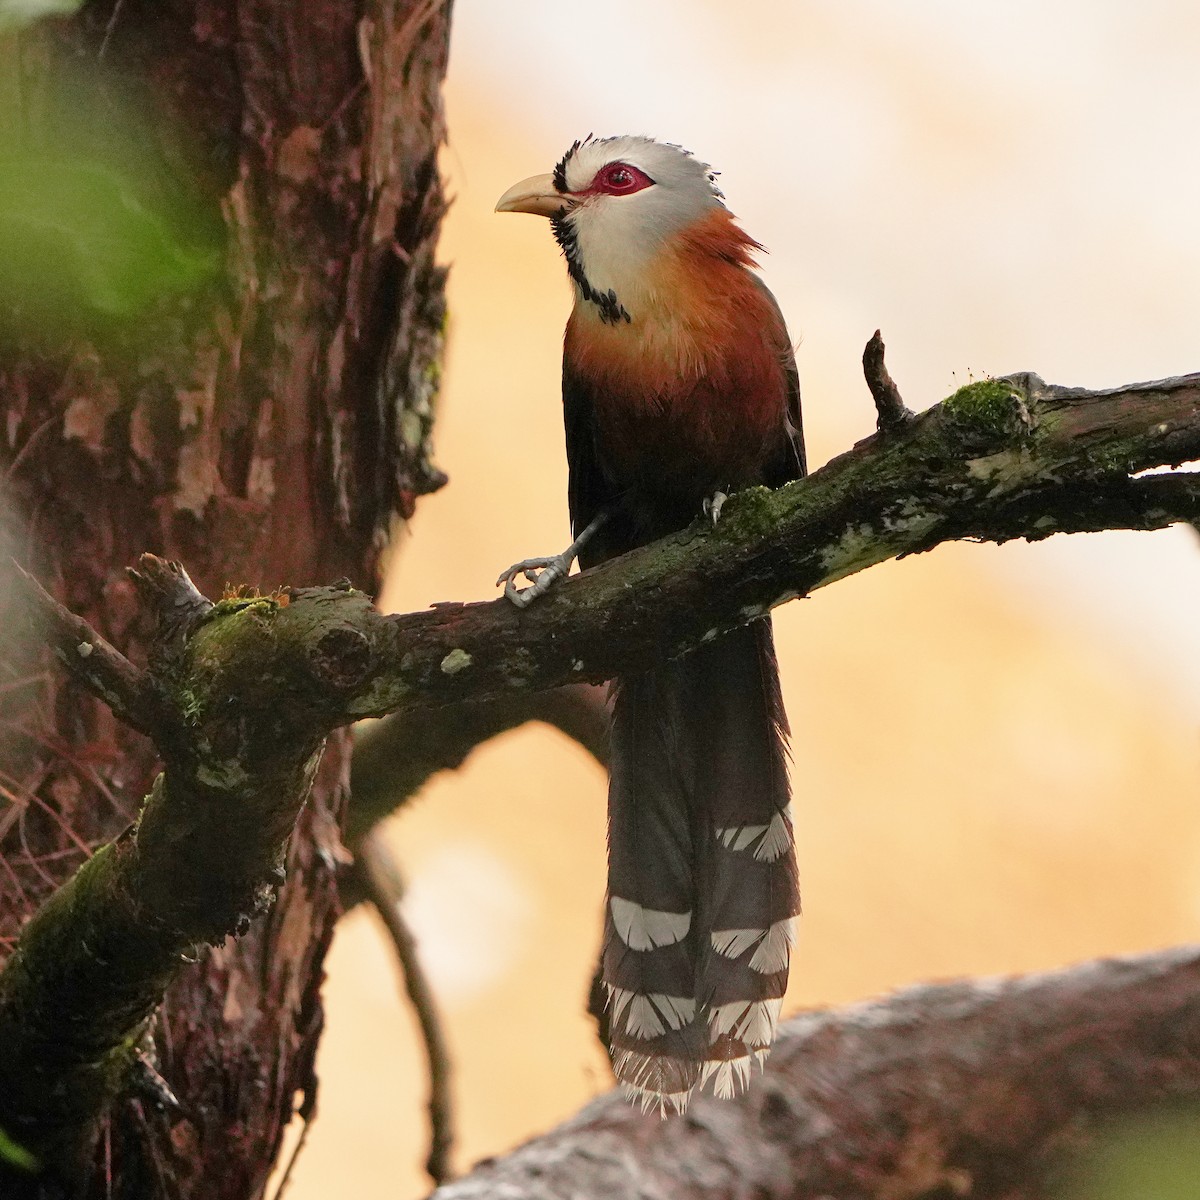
(131, 1047), (184, 1114)
(703, 490), (729, 526)
(496, 553), (571, 608)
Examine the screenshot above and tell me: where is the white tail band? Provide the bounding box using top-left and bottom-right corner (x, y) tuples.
(710, 918), (795, 974)
(710, 927), (765, 960)
(754, 812), (792, 863)
(749, 918), (795, 974)
(708, 997), (783, 1046)
(610, 896), (691, 951)
(715, 811), (792, 863)
(606, 985), (696, 1038)
(699, 1054), (757, 1099)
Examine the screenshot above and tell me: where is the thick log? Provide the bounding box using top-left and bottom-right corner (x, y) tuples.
(431, 946), (1200, 1200)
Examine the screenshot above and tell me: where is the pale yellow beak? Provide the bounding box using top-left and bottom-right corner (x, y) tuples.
(495, 172), (571, 218)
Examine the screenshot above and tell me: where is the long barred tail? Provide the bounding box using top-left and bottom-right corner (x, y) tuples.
(601, 618), (798, 1113)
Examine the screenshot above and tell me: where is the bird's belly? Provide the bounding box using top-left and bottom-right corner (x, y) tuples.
(567, 282), (794, 534)
(594, 378), (783, 524)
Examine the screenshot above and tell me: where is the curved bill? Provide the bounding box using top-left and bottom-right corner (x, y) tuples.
(495, 172), (572, 218)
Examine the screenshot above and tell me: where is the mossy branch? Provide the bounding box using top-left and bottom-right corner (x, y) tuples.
(342, 367), (1200, 723)
(3, 354), (1199, 1179)
(0, 562), (363, 1178)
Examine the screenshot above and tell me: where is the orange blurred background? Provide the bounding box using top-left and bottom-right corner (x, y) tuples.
(286, 3), (1200, 1194)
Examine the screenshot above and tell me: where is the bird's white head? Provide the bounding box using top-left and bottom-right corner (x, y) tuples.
(496, 135), (727, 324)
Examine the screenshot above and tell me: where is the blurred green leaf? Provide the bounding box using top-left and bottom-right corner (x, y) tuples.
(0, 156), (218, 324)
(0, 40), (221, 340)
(0, 0), (84, 31)
(0, 1125), (38, 1172)
(1054, 1107), (1200, 1200)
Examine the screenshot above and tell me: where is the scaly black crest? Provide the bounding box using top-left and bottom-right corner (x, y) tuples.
(552, 133), (593, 193)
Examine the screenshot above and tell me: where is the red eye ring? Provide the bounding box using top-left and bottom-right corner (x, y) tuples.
(588, 162), (654, 197)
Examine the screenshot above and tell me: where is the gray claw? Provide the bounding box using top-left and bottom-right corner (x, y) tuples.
(703, 490), (728, 526)
(496, 555), (569, 608)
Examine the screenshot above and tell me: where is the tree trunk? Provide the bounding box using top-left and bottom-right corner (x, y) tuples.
(0, 1), (451, 1194)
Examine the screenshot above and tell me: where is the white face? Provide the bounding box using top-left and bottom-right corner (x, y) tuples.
(552, 137), (725, 321)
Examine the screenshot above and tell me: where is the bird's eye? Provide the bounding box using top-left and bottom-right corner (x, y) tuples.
(593, 162), (653, 196)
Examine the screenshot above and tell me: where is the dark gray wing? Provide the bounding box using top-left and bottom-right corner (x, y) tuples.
(562, 360), (637, 567)
(752, 276), (806, 486)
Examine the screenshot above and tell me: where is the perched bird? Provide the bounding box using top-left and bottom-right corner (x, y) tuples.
(495, 135), (805, 1112)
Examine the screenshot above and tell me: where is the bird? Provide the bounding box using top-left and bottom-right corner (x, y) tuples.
(494, 135), (805, 1113)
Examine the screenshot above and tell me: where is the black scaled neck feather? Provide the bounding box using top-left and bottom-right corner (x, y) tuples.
(551, 212), (632, 326)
